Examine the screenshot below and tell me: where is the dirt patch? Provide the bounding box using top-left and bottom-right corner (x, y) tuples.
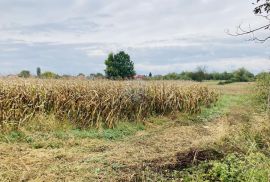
(144, 148), (224, 172)
(89, 145), (110, 153)
(128, 148), (223, 182)
(168, 149), (223, 170)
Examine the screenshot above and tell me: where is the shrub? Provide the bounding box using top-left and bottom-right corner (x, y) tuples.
(256, 72), (270, 110)
(41, 71), (60, 79)
(18, 70), (31, 78)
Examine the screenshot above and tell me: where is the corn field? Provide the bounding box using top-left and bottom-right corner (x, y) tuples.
(0, 79), (218, 128)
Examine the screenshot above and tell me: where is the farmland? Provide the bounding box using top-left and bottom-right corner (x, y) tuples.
(0, 79), (269, 181)
(0, 79), (218, 130)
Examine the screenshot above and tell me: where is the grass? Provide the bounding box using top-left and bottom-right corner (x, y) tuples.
(123, 80), (268, 181)
(0, 121), (145, 145)
(55, 122), (145, 140)
(179, 93), (249, 124)
(170, 111), (270, 182)
(134, 82), (270, 181)
(197, 94), (239, 121)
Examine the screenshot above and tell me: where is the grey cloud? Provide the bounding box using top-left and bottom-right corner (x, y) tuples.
(0, 0), (269, 75)
(0, 37), (269, 75)
(0, 17), (110, 34)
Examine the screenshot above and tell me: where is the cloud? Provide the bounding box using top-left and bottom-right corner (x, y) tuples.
(0, 0), (269, 75)
(0, 18), (103, 34)
(136, 57), (270, 75)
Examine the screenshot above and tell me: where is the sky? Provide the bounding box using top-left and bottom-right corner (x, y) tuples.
(0, 0), (269, 75)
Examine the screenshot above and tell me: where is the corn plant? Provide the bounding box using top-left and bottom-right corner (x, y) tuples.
(0, 79), (218, 128)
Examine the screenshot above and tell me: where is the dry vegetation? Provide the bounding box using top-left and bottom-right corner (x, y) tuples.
(0, 79), (218, 129)
(0, 80), (269, 181)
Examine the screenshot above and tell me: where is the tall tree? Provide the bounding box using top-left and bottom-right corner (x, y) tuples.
(105, 51), (136, 79)
(36, 67), (41, 77)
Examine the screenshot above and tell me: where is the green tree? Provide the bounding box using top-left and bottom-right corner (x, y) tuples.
(105, 51), (136, 79)
(18, 70), (31, 78)
(88, 73), (105, 80)
(36, 67), (41, 77)
(188, 66), (206, 82)
(41, 71), (59, 79)
(77, 73), (85, 77)
(232, 68), (254, 82)
(149, 72), (152, 78)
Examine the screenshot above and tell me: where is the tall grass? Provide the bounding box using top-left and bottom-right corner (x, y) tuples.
(0, 79), (218, 129)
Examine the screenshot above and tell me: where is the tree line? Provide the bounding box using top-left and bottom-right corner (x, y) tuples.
(155, 67), (257, 84)
(17, 69), (105, 79)
(15, 51), (267, 84)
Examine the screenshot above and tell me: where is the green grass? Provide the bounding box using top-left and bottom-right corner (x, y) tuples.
(186, 94), (249, 122)
(0, 122), (145, 144)
(0, 131), (26, 143)
(58, 122), (145, 140)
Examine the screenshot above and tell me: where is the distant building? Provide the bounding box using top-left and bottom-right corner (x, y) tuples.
(134, 75), (146, 80)
(77, 75), (86, 80)
(6, 74), (18, 78)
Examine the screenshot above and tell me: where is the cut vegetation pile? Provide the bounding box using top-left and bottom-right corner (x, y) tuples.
(0, 79), (218, 128)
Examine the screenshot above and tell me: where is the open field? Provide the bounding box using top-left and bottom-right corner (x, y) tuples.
(0, 80), (269, 181)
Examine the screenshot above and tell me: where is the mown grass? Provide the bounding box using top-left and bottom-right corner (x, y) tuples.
(182, 94), (248, 123)
(0, 121), (145, 149)
(54, 122), (145, 140)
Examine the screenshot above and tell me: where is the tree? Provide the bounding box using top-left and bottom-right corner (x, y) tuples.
(188, 66), (206, 82)
(88, 73), (105, 80)
(232, 68), (255, 82)
(18, 70), (31, 78)
(77, 73), (85, 77)
(41, 71), (59, 79)
(218, 68), (254, 84)
(105, 51), (136, 79)
(36, 67), (41, 77)
(149, 72), (152, 78)
(228, 0), (270, 42)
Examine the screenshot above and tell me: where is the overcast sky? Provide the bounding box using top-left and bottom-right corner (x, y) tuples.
(0, 0), (269, 75)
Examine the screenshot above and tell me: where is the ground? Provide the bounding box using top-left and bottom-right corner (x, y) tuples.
(0, 82), (269, 182)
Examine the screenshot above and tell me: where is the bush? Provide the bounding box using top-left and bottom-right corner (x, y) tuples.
(41, 71), (60, 79)
(18, 70), (31, 78)
(256, 72), (270, 109)
(177, 153), (270, 182)
(232, 68), (254, 82)
(218, 80), (234, 85)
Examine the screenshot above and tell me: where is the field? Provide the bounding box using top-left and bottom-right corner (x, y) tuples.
(0, 79), (269, 181)
(0, 79), (217, 129)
